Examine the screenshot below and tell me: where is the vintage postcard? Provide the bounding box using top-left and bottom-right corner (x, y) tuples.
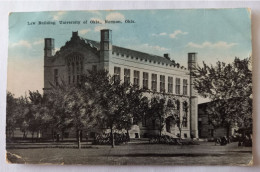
(6, 9), (252, 165)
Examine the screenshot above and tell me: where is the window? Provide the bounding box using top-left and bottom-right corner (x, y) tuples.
(160, 75), (165, 92)
(182, 101), (188, 127)
(54, 69), (58, 86)
(76, 62), (79, 74)
(81, 62), (83, 73)
(183, 79), (188, 95)
(134, 70), (140, 86)
(114, 67), (121, 83)
(168, 76), (173, 93)
(182, 117), (187, 127)
(72, 62), (75, 74)
(67, 54), (84, 85)
(72, 62), (75, 83)
(124, 68), (130, 85)
(175, 78), (180, 94)
(143, 72), (149, 89)
(92, 65), (97, 71)
(151, 74), (157, 91)
(68, 63), (71, 84)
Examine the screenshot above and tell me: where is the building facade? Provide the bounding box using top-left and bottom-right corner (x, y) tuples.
(43, 29), (198, 139)
(198, 102), (237, 139)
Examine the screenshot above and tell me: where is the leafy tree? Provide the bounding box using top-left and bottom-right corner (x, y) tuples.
(6, 92), (17, 138)
(46, 79), (100, 148)
(15, 96), (30, 139)
(149, 95), (167, 141)
(192, 57), (252, 137)
(83, 70), (145, 147)
(25, 90), (50, 142)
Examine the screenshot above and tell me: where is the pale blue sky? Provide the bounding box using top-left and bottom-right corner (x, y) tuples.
(8, 9), (252, 102)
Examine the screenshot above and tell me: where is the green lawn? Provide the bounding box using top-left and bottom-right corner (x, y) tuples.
(6, 142), (252, 166)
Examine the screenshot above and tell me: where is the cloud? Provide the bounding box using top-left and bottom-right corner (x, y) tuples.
(90, 17), (104, 24)
(79, 29), (91, 35)
(53, 11), (66, 20)
(169, 30), (188, 39)
(94, 25), (107, 32)
(11, 40), (32, 48)
(151, 30), (187, 39)
(88, 10), (102, 16)
(187, 41), (238, 49)
(32, 40), (44, 45)
(106, 12), (125, 21)
(127, 43), (169, 53)
(143, 44), (169, 51)
(152, 32), (167, 36)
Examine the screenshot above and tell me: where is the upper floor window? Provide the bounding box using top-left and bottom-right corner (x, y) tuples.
(168, 76), (173, 93)
(76, 62), (79, 74)
(67, 53), (84, 85)
(124, 68), (130, 85)
(92, 65), (97, 72)
(143, 72), (149, 89)
(54, 69), (58, 86)
(160, 75), (165, 92)
(183, 79), (188, 95)
(114, 66), (121, 83)
(152, 74), (157, 91)
(175, 78), (180, 94)
(134, 70), (140, 86)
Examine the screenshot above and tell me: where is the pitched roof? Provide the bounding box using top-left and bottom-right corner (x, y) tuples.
(84, 39), (181, 67)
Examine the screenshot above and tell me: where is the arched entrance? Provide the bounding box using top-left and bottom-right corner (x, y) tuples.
(166, 116), (174, 133)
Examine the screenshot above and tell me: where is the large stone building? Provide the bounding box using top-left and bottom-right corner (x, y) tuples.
(43, 29), (199, 139)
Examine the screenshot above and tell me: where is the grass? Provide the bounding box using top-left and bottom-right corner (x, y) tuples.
(6, 141), (252, 166)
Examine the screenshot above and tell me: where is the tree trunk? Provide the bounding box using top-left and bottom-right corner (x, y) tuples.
(159, 119), (162, 143)
(126, 129), (129, 142)
(179, 127), (182, 140)
(77, 130), (81, 149)
(61, 130), (64, 141)
(111, 128), (115, 148)
(52, 129), (55, 142)
(31, 132), (34, 142)
(226, 125), (230, 138)
(36, 130), (39, 142)
(23, 131), (26, 139)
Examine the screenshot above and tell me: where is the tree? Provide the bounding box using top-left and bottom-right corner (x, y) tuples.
(25, 90), (50, 142)
(6, 92), (17, 138)
(83, 70), (145, 147)
(149, 95), (167, 141)
(192, 57), (252, 137)
(46, 80), (100, 148)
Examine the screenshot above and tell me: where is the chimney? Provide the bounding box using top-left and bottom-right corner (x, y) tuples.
(188, 52), (197, 70)
(72, 31), (78, 38)
(100, 29), (112, 70)
(164, 53), (170, 60)
(100, 29), (112, 51)
(44, 38), (55, 57)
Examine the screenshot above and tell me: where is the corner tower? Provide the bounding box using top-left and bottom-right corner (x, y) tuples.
(188, 52), (198, 138)
(100, 29), (112, 70)
(44, 38), (55, 58)
(43, 38), (55, 94)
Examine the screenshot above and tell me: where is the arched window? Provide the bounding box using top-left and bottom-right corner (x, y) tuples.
(182, 101), (188, 127)
(176, 100), (180, 111)
(67, 53), (84, 85)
